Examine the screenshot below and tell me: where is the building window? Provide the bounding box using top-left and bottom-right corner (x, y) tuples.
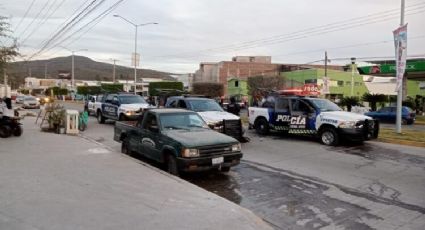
(337, 81), (344, 86)
(305, 79), (317, 84)
(235, 80), (239, 87)
(345, 81), (351, 86)
(355, 82), (360, 86)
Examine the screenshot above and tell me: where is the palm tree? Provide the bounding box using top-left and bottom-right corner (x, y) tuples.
(362, 93), (387, 111)
(340, 96), (360, 112)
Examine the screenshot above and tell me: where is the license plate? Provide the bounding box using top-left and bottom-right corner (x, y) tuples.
(212, 157), (224, 165)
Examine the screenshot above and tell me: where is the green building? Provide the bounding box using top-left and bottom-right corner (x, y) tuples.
(281, 68), (369, 100)
(227, 78), (248, 100)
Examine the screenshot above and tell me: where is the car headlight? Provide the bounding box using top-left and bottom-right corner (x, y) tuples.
(44, 98), (50, 102)
(339, 121), (357, 129)
(125, 111), (136, 116)
(181, 148), (199, 158)
(231, 143), (241, 152)
(207, 121), (223, 131)
(36, 98), (40, 101)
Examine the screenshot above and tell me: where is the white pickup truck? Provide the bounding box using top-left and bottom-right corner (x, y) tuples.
(248, 95), (379, 146)
(165, 96), (244, 141)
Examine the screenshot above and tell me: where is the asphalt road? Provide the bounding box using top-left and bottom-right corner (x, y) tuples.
(62, 102), (425, 230)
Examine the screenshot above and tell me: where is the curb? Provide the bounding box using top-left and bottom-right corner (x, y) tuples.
(377, 138), (425, 148)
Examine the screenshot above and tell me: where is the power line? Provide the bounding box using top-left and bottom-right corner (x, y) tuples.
(13, 0), (37, 33)
(16, 0), (54, 40)
(274, 35), (425, 58)
(29, 0), (108, 59)
(150, 2), (425, 59)
(35, 0), (92, 49)
(45, 0), (125, 55)
(20, 0), (66, 46)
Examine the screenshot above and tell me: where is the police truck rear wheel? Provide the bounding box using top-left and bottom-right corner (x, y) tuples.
(320, 128), (339, 146)
(255, 118), (269, 135)
(97, 112), (105, 124)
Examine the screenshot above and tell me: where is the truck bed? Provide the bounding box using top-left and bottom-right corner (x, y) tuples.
(114, 121), (139, 142)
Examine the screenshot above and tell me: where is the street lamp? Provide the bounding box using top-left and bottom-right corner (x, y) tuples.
(60, 46), (88, 89)
(113, 14), (158, 95)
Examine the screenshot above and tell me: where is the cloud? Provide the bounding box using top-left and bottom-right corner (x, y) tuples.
(3, 0), (425, 73)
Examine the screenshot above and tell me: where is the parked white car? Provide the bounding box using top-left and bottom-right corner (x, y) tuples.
(15, 95), (25, 104)
(22, 96), (40, 109)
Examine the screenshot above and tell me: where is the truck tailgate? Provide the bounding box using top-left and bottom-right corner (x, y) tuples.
(114, 121), (138, 142)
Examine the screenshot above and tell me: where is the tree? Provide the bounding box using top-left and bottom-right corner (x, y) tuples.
(362, 93), (387, 111)
(340, 96), (360, 112)
(247, 76), (285, 98)
(192, 82), (224, 97)
(0, 16), (19, 78)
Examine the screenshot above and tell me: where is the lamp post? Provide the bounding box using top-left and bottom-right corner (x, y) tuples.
(113, 14), (158, 95)
(60, 46), (88, 89)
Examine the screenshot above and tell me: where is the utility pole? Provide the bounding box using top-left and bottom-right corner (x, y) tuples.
(324, 51), (328, 78)
(3, 68), (7, 97)
(350, 57), (356, 96)
(44, 62), (48, 79)
(111, 59), (118, 82)
(396, 0), (405, 134)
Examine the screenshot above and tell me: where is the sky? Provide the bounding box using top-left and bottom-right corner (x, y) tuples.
(1, 0), (425, 73)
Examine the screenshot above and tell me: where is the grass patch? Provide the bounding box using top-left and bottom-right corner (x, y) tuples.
(379, 128), (425, 147)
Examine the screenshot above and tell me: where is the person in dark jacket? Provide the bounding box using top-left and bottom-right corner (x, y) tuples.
(227, 97), (240, 116)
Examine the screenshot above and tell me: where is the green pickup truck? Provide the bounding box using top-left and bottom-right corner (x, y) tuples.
(114, 109), (243, 175)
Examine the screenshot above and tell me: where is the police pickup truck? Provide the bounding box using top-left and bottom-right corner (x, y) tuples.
(248, 95), (379, 145)
(114, 109), (242, 175)
(97, 93), (152, 123)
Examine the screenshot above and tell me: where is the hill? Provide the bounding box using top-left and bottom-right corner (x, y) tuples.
(6, 56), (176, 88)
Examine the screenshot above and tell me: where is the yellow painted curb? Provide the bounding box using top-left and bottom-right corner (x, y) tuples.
(377, 138), (425, 148)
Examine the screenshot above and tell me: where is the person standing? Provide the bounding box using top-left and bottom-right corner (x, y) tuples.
(227, 97), (240, 116)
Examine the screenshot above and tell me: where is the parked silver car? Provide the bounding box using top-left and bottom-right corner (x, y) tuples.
(22, 96), (40, 109)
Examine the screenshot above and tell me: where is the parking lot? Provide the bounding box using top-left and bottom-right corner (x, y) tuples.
(48, 102), (425, 230)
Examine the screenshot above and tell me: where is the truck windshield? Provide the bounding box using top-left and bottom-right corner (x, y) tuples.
(160, 113), (207, 130)
(307, 99), (342, 112)
(187, 99), (223, 112)
(119, 95), (147, 104)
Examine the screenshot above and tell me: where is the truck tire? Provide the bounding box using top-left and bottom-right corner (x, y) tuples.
(221, 166), (231, 173)
(97, 111), (105, 124)
(0, 126), (12, 138)
(166, 154), (179, 176)
(255, 118), (269, 135)
(13, 126), (23, 136)
(319, 127), (339, 146)
(121, 138), (130, 154)
(119, 114), (125, 121)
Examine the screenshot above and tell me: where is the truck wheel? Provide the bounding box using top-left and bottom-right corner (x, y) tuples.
(255, 118), (269, 135)
(166, 154), (179, 176)
(121, 138), (130, 154)
(0, 126), (12, 138)
(13, 126), (23, 136)
(119, 114), (125, 121)
(402, 118), (408, 125)
(97, 111), (105, 124)
(319, 127), (339, 146)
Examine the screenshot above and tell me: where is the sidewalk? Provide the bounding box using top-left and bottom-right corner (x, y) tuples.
(0, 117), (272, 230)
